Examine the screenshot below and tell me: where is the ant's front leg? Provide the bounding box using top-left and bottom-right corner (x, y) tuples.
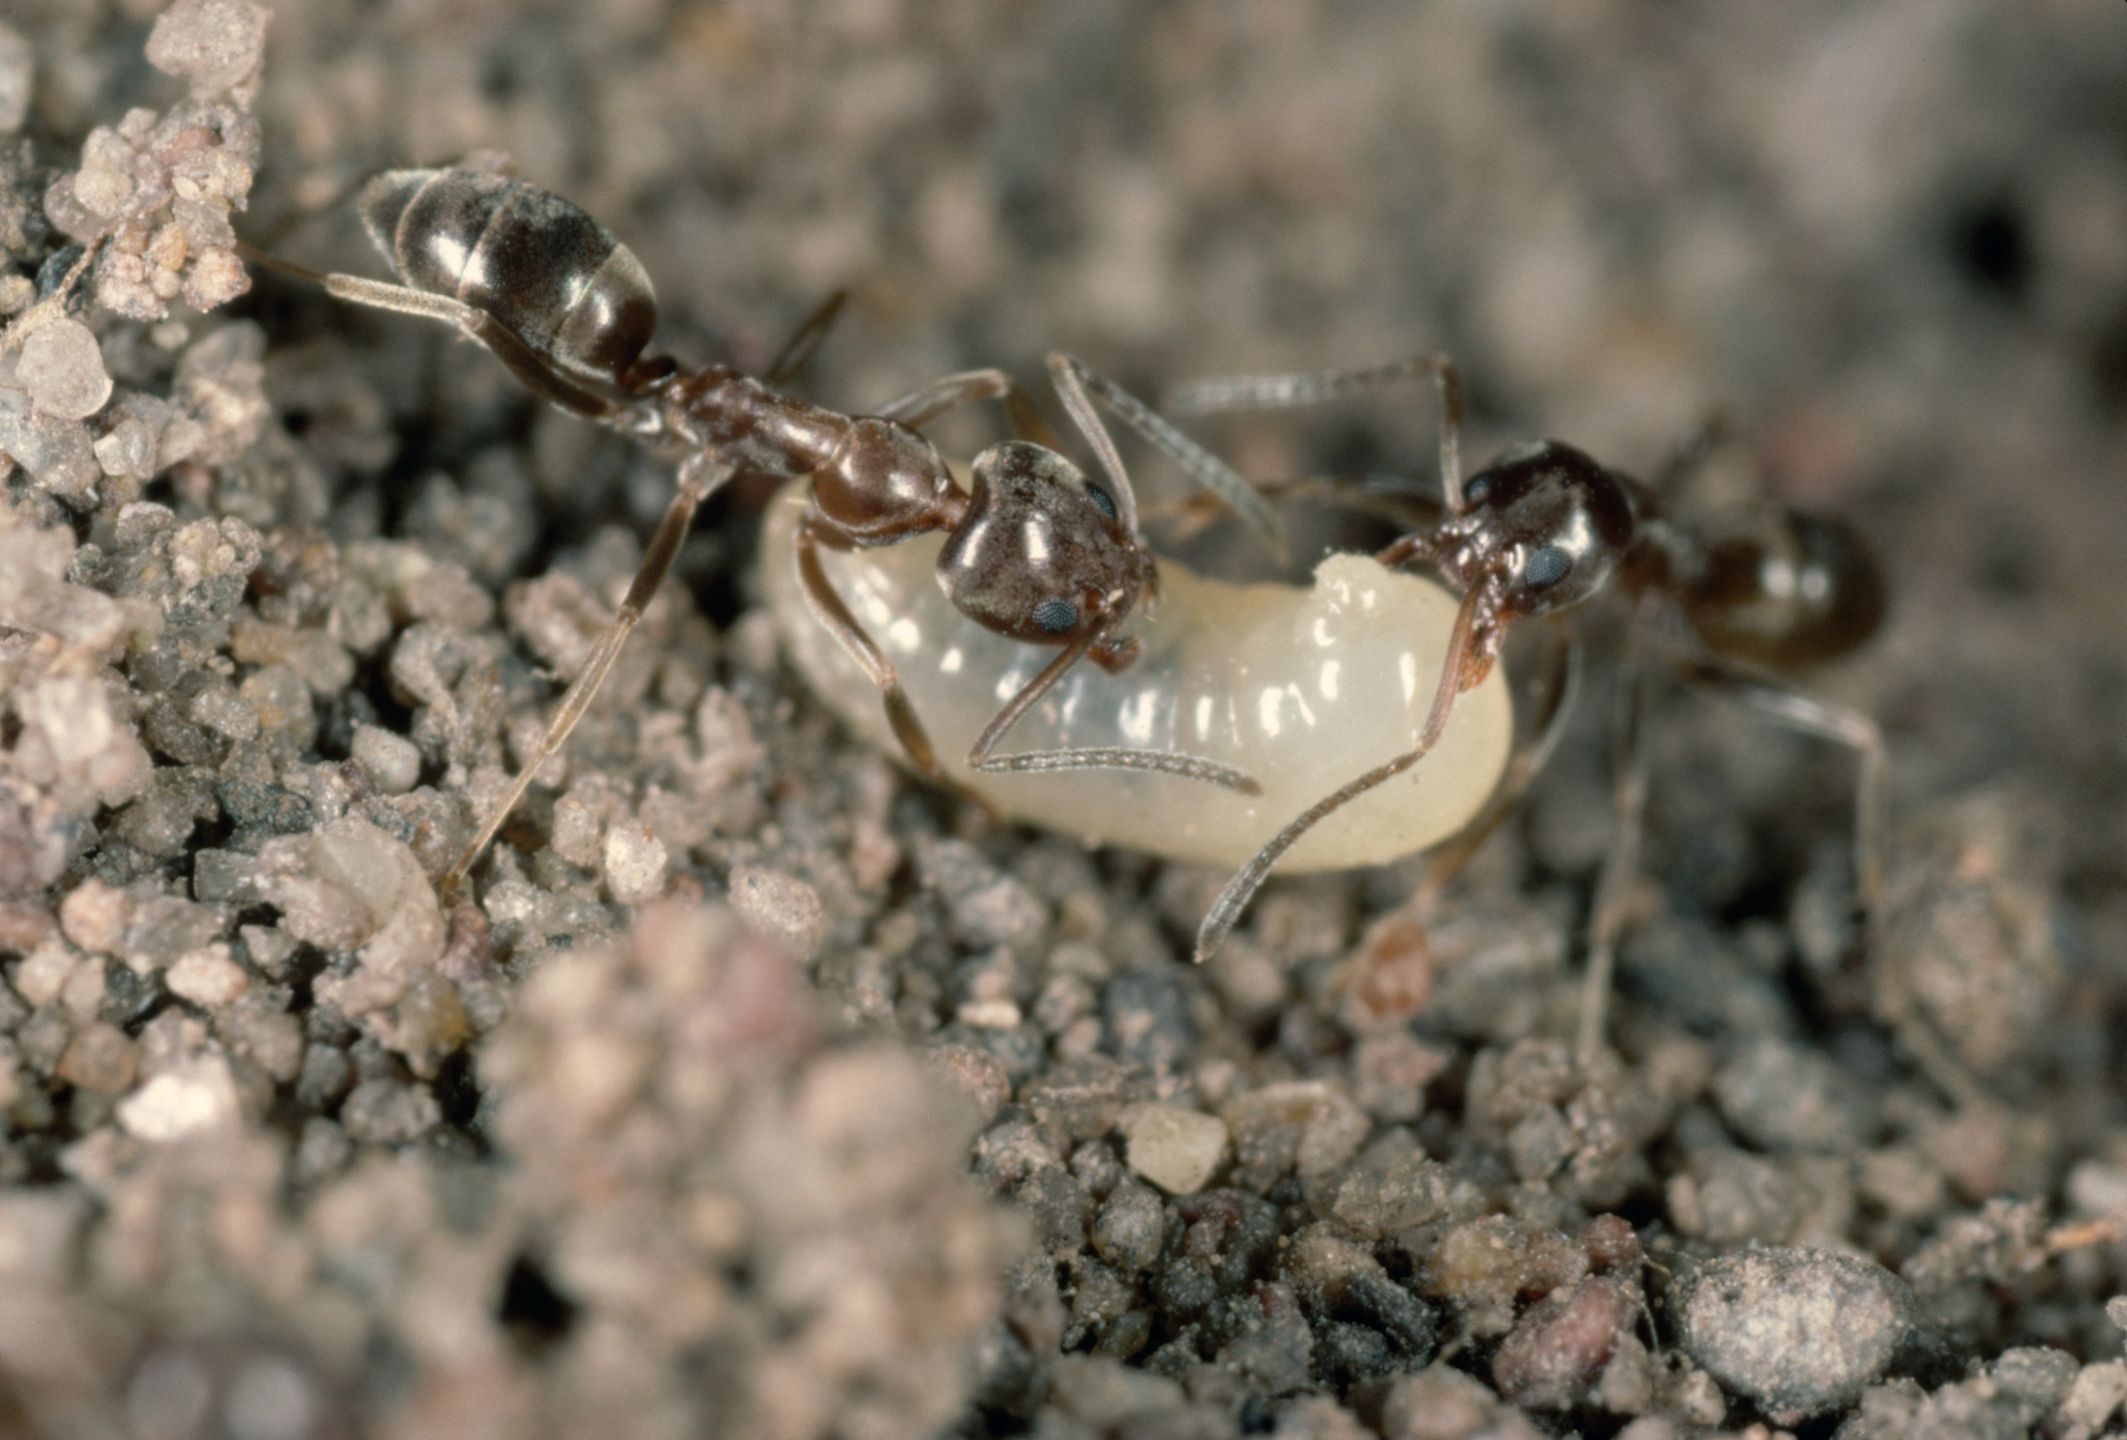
(1195, 580), (1492, 964)
(791, 515), (945, 783)
(1046, 354), (1288, 561)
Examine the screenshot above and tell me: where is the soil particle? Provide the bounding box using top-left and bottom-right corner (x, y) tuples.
(1119, 1101), (1229, 1196)
(1674, 1246), (1916, 1423)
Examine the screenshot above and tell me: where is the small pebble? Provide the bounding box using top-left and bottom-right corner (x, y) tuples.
(2061, 1360), (2127, 1432)
(1491, 1277), (1634, 1411)
(145, 0), (269, 94)
(167, 944), (249, 1007)
(1117, 1102), (1227, 1195)
(19, 319), (114, 420)
(350, 724), (420, 795)
(57, 1022), (138, 1094)
(58, 878), (130, 954)
(116, 1054), (242, 1141)
(601, 823), (669, 905)
(727, 866), (824, 960)
(1674, 1247), (1914, 1423)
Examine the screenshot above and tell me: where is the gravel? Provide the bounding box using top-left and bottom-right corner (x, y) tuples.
(1674, 1247), (1917, 1423)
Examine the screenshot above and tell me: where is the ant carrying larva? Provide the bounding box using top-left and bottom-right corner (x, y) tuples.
(1162, 355), (1892, 1064)
(240, 161), (1290, 893)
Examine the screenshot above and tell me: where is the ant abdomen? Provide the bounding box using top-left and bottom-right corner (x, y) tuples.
(358, 167), (660, 396)
(1682, 509), (1887, 669)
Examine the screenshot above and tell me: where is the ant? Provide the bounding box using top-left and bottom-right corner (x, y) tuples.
(1166, 356), (1892, 1065)
(241, 163), (1284, 894)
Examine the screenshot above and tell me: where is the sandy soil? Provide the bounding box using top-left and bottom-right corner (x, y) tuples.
(3, 3), (2126, 1437)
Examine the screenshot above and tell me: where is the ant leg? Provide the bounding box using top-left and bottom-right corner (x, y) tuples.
(791, 519), (945, 782)
(1664, 647), (1972, 1089)
(1666, 651), (1982, 1104)
(964, 610), (1260, 794)
(1165, 354), (1467, 512)
(1669, 652), (1886, 932)
(763, 289), (848, 386)
(1141, 473), (1446, 546)
(871, 369), (1062, 449)
(236, 241), (621, 418)
(1046, 353), (1288, 561)
(1649, 409), (1732, 498)
(1338, 621), (1580, 1017)
(1578, 610), (1660, 1064)
(1414, 619), (1583, 910)
(443, 456), (738, 894)
(1195, 582), (1488, 964)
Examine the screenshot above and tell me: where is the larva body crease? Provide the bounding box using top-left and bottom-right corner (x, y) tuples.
(764, 491), (1515, 872)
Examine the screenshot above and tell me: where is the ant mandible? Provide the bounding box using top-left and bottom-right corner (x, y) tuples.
(243, 163), (1285, 893)
(1167, 357), (1889, 1063)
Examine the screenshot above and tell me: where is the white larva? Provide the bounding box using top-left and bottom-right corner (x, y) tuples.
(762, 491), (1513, 873)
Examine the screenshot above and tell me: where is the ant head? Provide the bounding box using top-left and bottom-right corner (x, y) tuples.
(1459, 441), (1635, 618)
(937, 440), (1149, 647)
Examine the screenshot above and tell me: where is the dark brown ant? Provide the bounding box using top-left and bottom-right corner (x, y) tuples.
(242, 164), (1280, 892)
(1169, 357), (1890, 1064)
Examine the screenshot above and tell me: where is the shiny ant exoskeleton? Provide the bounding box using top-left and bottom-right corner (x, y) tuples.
(243, 164), (1284, 893)
(1168, 357), (1890, 1062)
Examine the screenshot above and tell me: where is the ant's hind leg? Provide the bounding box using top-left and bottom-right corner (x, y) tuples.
(1164, 354), (1467, 512)
(236, 242), (620, 418)
(442, 456), (738, 895)
(871, 369), (1062, 449)
(1658, 652), (1983, 1102)
(792, 520), (945, 782)
(1578, 613), (1659, 1065)
(1670, 653), (1887, 940)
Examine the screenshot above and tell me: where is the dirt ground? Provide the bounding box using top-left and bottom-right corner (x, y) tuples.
(3, 2), (2126, 1437)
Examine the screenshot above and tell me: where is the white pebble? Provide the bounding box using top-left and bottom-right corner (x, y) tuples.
(19, 319), (113, 421)
(1119, 1103), (1230, 1196)
(602, 823), (669, 905)
(167, 944), (250, 1008)
(94, 418), (159, 478)
(350, 723), (420, 795)
(728, 866), (825, 960)
(117, 1056), (242, 1141)
(145, 0), (269, 95)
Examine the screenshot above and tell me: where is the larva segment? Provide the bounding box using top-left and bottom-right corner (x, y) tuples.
(763, 493), (1513, 872)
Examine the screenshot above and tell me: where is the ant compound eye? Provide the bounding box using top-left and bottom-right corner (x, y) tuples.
(1085, 483), (1118, 522)
(1463, 472), (1494, 506)
(1523, 545), (1571, 589)
(1034, 598), (1080, 635)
